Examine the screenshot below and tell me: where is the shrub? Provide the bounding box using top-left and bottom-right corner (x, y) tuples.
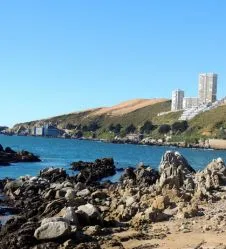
(82, 122), (100, 132)
(108, 123), (122, 134)
(88, 122), (99, 132)
(114, 124), (122, 134)
(64, 123), (76, 130)
(108, 123), (115, 132)
(140, 121), (155, 134)
(125, 124), (136, 134)
(82, 125), (88, 132)
(171, 121), (188, 134)
(158, 124), (171, 134)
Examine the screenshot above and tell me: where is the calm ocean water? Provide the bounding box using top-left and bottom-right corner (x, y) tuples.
(1, 135), (226, 181)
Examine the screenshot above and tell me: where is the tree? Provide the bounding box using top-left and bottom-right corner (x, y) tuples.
(82, 125), (88, 132)
(125, 124), (136, 134)
(158, 124), (171, 134)
(108, 123), (122, 134)
(108, 123), (115, 132)
(88, 121), (99, 132)
(65, 123), (76, 130)
(114, 124), (122, 134)
(75, 130), (83, 138)
(140, 121), (154, 134)
(171, 121), (188, 134)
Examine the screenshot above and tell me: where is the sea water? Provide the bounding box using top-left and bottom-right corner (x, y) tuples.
(1, 135), (226, 181)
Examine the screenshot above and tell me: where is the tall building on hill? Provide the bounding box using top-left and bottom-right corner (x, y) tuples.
(198, 73), (217, 104)
(171, 89), (184, 111)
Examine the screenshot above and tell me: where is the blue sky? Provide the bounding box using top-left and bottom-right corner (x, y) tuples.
(0, 1), (226, 127)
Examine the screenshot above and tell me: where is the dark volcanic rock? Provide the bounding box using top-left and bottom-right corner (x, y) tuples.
(4, 147), (16, 154)
(0, 145), (41, 166)
(71, 158), (116, 183)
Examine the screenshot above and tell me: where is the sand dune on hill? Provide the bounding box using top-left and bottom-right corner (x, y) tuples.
(89, 98), (168, 117)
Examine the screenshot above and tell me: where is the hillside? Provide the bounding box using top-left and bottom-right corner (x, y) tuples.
(13, 98), (171, 130)
(12, 99), (226, 141)
(186, 104), (226, 138)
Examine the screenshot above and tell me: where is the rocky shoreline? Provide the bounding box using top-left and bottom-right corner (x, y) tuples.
(0, 144), (41, 166)
(1, 133), (224, 151)
(1, 151), (226, 248)
(110, 138), (212, 150)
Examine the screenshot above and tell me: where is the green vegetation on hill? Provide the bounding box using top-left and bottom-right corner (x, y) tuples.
(187, 105), (226, 138)
(168, 105), (226, 143)
(13, 100), (226, 141)
(103, 100), (172, 128)
(14, 100), (173, 131)
(153, 110), (183, 125)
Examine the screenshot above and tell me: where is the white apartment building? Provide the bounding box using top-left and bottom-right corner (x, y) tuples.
(198, 73), (217, 104)
(171, 89), (184, 111)
(183, 97), (199, 109)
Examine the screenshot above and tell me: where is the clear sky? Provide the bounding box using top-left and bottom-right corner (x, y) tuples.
(0, 0), (226, 127)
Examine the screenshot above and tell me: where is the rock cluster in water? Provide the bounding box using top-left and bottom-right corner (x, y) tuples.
(0, 144), (41, 166)
(1, 152), (226, 248)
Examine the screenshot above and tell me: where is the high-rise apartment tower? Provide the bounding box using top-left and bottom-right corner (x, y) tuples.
(171, 89), (184, 111)
(198, 73), (217, 104)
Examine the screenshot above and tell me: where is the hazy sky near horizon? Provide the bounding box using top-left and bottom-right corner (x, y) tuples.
(0, 1), (226, 127)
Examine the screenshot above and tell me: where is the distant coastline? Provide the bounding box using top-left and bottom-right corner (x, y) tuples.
(3, 98), (226, 151)
(1, 133), (226, 151)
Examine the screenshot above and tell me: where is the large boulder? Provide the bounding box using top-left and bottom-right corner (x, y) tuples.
(63, 207), (79, 225)
(65, 189), (76, 200)
(77, 188), (90, 197)
(120, 164), (159, 186)
(40, 167), (67, 183)
(157, 151), (195, 190)
(34, 221), (71, 240)
(195, 158), (226, 198)
(135, 165), (159, 185)
(40, 198), (67, 218)
(41, 217), (69, 226)
(77, 204), (102, 225)
(4, 179), (23, 192)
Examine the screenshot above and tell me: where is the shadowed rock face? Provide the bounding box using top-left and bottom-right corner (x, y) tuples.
(70, 158), (116, 183)
(0, 145), (41, 166)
